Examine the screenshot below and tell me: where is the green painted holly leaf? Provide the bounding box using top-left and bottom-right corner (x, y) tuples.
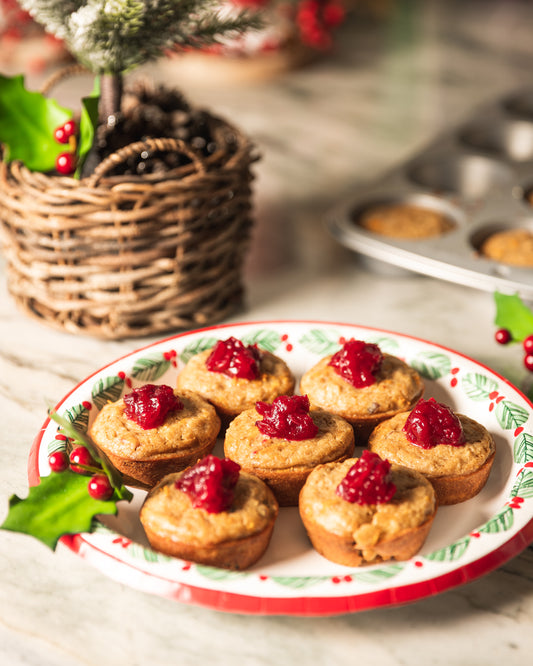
(511, 469), (533, 499)
(179, 337), (219, 363)
(495, 399), (529, 431)
(131, 354), (171, 382)
(425, 536), (471, 562)
(365, 336), (400, 354)
(494, 292), (533, 342)
(461, 372), (498, 401)
(299, 329), (340, 355)
(411, 351), (452, 380)
(514, 432), (533, 464)
(354, 563), (404, 583)
(241, 329), (282, 353)
(478, 506), (514, 533)
(64, 402), (90, 432)
(0, 74), (72, 172)
(270, 576), (328, 589)
(1, 471), (119, 550)
(91, 375), (125, 410)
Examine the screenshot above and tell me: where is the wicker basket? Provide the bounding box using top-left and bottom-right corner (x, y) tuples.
(0, 80), (257, 339)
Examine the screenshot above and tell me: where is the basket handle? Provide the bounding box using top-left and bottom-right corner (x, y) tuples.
(40, 64), (90, 96)
(86, 137), (207, 185)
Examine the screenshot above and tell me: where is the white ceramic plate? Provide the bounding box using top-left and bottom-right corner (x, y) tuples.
(29, 321), (533, 615)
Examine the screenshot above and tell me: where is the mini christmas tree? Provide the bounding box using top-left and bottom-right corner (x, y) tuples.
(14, 0), (260, 174)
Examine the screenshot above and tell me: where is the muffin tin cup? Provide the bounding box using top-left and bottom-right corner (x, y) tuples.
(327, 90), (533, 300)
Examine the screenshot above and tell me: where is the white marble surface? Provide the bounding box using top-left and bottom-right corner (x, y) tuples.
(1, 0), (533, 663)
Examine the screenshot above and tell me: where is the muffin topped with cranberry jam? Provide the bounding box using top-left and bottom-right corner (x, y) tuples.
(176, 336), (295, 425)
(300, 338), (424, 443)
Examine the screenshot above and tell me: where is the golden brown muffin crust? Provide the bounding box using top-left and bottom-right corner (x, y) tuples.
(299, 458), (436, 565)
(140, 470), (279, 546)
(300, 353), (423, 420)
(224, 407), (355, 470)
(89, 388), (220, 460)
(176, 349), (295, 416)
(368, 411), (495, 477)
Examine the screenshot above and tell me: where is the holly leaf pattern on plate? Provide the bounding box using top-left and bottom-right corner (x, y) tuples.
(411, 351), (451, 379)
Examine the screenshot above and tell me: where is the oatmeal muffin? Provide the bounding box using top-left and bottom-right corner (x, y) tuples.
(358, 202), (456, 239)
(140, 456), (279, 570)
(89, 384), (221, 488)
(224, 395), (355, 506)
(368, 398), (496, 505)
(176, 336), (295, 425)
(299, 452), (436, 567)
(480, 228), (533, 267)
(300, 339), (424, 443)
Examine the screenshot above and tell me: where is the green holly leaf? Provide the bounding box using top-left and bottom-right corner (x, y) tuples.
(0, 74), (72, 172)
(1, 471), (119, 550)
(494, 292), (533, 342)
(75, 77), (100, 179)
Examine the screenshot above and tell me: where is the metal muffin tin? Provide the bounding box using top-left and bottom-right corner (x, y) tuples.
(327, 89), (533, 300)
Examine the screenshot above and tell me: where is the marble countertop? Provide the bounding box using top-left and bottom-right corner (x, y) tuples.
(1, 0), (533, 663)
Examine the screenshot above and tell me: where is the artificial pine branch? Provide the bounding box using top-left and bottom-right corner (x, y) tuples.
(19, 0), (262, 120)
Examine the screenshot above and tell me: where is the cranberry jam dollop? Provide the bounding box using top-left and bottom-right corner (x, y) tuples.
(255, 394), (319, 441)
(328, 338), (383, 388)
(336, 450), (396, 505)
(403, 397), (466, 449)
(175, 455), (241, 513)
(205, 336), (261, 380)
(123, 384), (183, 430)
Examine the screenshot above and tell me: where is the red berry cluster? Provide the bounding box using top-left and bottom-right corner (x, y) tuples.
(495, 329), (533, 372)
(48, 445), (114, 501)
(295, 0), (346, 50)
(53, 119), (78, 175)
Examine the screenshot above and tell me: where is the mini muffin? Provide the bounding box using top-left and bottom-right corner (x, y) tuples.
(176, 336), (295, 425)
(480, 228), (533, 267)
(140, 456), (279, 570)
(224, 395), (355, 506)
(89, 384), (221, 488)
(300, 339), (424, 443)
(358, 202), (456, 239)
(299, 452), (436, 567)
(368, 398), (496, 505)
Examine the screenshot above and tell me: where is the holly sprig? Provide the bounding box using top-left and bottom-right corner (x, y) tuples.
(0, 73), (98, 177)
(1, 408), (133, 550)
(493, 292), (533, 399)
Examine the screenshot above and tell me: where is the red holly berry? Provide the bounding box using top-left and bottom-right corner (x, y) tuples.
(88, 474), (114, 501)
(55, 152), (76, 175)
(495, 328), (512, 345)
(523, 335), (533, 354)
(524, 353), (533, 372)
(69, 446), (93, 473)
(48, 450), (69, 472)
(53, 119), (77, 144)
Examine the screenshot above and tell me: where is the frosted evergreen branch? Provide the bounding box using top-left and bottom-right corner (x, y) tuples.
(18, 0), (263, 74)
